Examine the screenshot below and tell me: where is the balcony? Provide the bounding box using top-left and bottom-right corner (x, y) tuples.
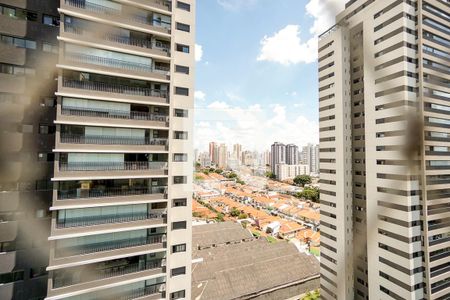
(57, 185), (167, 200)
(53, 258), (164, 289)
(62, 23), (170, 57)
(63, 283), (165, 300)
(62, 52), (170, 81)
(54, 161), (168, 180)
(56, 211), (166, 229)
(59, 105), (169, 127)
(59, 77), (169, 104)
(55, 234), (165, 258)
(56, 133), (168, 152)
(62, 0), (171, 35)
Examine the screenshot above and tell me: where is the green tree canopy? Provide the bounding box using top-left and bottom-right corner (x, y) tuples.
(265, 171), (276, 179)
(293, 175), (312, 186)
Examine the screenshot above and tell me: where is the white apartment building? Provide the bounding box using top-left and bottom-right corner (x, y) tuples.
(275, 164), (310, 181)
(318, 0), (449, 300)
(46, 1), (196, 299)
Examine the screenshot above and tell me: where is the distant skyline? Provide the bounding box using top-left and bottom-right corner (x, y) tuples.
(194, 0), (344, 151)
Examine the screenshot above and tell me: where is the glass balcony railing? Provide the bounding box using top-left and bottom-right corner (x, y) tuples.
(53, 259), (165, 288)
(59, 161), (168, 172)
(63, 23), (170, 53)
(65, 52), (153, 73)
(57, 186), (167, 200)
(64, 0), (171, 30)
(62, 78), (168, 99)
(60, 134), (168, 146)
(55, 234), (166, 257)
(61, 106), (169, 122)
(56, 211), (166, 228)
(53, 259), (164, 288)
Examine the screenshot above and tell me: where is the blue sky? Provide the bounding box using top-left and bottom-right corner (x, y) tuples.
(194, 0), (344, 152)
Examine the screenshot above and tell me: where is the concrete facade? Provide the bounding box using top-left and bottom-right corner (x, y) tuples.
(318, 0), (450, 299)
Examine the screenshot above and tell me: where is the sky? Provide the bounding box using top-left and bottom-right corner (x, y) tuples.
(194, 0), (345, 152)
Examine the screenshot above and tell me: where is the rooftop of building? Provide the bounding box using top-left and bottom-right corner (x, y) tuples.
(192, 221), (254, 250)
(192, 223), (320, 300)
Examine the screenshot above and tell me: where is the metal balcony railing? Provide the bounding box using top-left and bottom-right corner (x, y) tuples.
(62, 78), (168, 99)
(55, 234), (166, 257)
(57, 186), (167, 200)
(60, 77), (157, 96)
(59, 161), (168, 171)
(64, 0), (171, 30)
(60, 134), (168, 146)
(61, 105), (169, 122)
(53, 259), (164, 288)
(56, 211), (166, 228)
(63, 23), (171, 53)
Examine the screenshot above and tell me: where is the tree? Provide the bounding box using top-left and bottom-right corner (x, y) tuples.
(301, 289), (320, 300)
(299, 187), (320, 202)
(214, 169), (223, 174)
(230, 207), (240, 217)
(202, 170), (210, 175)
(195, 175), (204, 181)
(195, 162), (201, 169)
(215, 213), (225, 222)
(227, 172), (238, 179)
(238, 213), (248, 219)
(293, 175), (312, 187)
(265, 171), (276, 179)
(236, 179), (246, 185)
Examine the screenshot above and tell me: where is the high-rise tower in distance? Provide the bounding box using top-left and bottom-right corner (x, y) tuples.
(318, 0), (449, 299)
(0, 1), (196, 299)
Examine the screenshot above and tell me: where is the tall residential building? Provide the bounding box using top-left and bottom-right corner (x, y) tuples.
(270, 142), (286, 174)
(286, 143), (299, 165)
(0, 1), (197, 299)
(318, 1), (449, 300)
(217, 143), (227, 169)
(0, 2), (59, 299)
(301, 143), (319, 175)
(232, 143), (242, 163)
(208, 141), (216, 163)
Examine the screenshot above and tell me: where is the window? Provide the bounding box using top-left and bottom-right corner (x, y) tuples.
(175, 65), (189, 74)
(176, 43), (189, 53)
(0, 35), (36, 49)
(177, 1), (191, 11)
(174, 153), (188, 162)
(43, 42), (58, 54)
(175, 87), (189, 96)
(172, 243), (186, 253)
(22, 125), (33, 133)
(171, 290), (186, 299)
(43, 14), (60, 26)
(172, 221), (187, 230)
(173, 176), (187, 184)
(173, 198), (187, 207)
(176, 22), (190, 32)
(171, 267), (186, 277)
(174, 109), (188, 117)
(174, 131), (188, 140)
(39, 124), (56, 134)
(0, 270), (24, 284)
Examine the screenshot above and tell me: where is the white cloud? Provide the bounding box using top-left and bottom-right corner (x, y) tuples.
(306, 0), (343, 36)
(194, 90), (206, 101)
(257, 25), (317, 65)
(217, 0), (258, 11)
(195, 44), (203, 62)
(257, 0), (344, 65)
(194, 101), (318, 151)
